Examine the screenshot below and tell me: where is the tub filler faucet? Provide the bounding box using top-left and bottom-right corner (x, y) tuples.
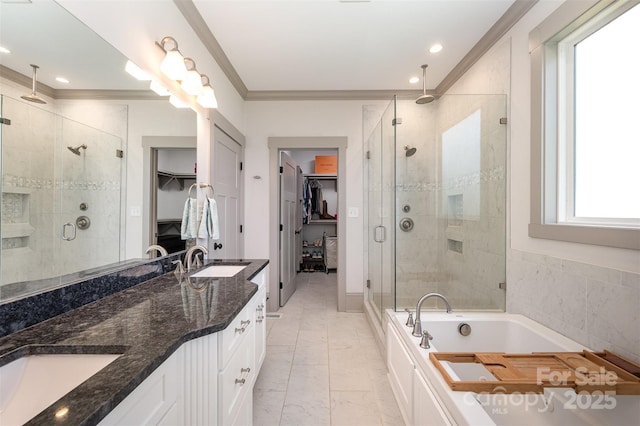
(412, 293), (452, 337)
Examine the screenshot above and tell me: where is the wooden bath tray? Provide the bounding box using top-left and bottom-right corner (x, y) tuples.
(430, 350), (640, 394)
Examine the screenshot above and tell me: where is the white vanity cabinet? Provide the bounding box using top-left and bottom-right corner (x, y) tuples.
(98, 347), (182, 426)
(386, 321), (452, 426)
(100, 266), (268, 426)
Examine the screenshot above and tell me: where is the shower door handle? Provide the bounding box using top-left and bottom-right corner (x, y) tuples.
(374, 225), (386, 243)
(62, 222), (77, 241)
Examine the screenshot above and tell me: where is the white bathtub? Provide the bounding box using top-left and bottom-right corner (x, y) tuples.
(386, 310), (640, 426)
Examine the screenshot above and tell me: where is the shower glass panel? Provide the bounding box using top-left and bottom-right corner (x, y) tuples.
(366, 99), (396, 321)
(0, 95), (123, 298)
(365, 94), (506, 322)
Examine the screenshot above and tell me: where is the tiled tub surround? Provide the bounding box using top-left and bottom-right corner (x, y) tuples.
(0, 259), (268, 425)
(0, 252), (185, 337)
(508, 249), (640, 365)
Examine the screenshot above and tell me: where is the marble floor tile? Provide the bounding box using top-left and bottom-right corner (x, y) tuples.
(331, 391), (383, 426)
(253, 272), (404, 425)
(253, 389), (285, 426)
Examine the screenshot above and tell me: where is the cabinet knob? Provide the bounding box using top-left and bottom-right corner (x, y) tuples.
(235, 378), (246, 385)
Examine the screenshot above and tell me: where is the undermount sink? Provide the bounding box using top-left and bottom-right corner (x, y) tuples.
(0, 353), (121, 425)
(191, 264), (247, 278)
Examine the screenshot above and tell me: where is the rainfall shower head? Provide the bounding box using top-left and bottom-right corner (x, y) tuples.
(404, 146), (417, 157)
(416, 64), (435, 105)
(21, 64), (47, 104)
(68, 144), (87, 156)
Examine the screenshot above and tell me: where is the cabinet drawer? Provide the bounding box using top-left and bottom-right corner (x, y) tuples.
(218, 300), (255, 368)
(219, 325), (255, 425)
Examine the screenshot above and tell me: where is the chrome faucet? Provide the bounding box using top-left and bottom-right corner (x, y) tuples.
(146, 244), (168, 257)
(185, 245), (209, 271)
(412, 292), (452, 337)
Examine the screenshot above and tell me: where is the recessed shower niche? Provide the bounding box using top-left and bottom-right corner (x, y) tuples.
(1, 189), (34, 252)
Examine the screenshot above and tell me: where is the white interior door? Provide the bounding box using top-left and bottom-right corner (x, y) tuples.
(279, 152), (298, 306)
(212, 129), (243, 259)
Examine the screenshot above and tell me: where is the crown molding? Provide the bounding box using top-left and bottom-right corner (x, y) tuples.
(54, 89), (160, 101)
(1, 65), (159, 101)
(0, 64), (57, 98)
(245, 89), (430, 101)
(436, 0), (538, 94)
(174, 0), (249, 98)
(182, 0), (538, 101)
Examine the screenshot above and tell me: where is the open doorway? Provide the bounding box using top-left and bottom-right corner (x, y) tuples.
(268, 137), (347, 313)
(142, 136), (197, 256)
(151, 148), (197, 253)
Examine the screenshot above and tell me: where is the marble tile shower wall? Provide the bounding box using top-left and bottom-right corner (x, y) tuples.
(394, 100), (440, 308)
(1, 98), (122, 285)
(394, 96), (506, 311)
(507, 249), (640, 364)
(436, 95), (506, 311)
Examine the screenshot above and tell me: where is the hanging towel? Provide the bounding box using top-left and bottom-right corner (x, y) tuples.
(181, 197), (199, 239)
(198, 197), (220, 239)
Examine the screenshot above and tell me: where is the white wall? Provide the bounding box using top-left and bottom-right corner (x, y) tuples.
(447, 0), (639, 362)
(244, 100), (387, 293)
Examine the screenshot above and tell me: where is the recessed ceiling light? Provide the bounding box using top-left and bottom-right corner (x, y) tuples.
(429, 43), (443, 54)
(0, 46), (10, 54)
(409, 76), (420, 84)
(56, 77), (70, 84)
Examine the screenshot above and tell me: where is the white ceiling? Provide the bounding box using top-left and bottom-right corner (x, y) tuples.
(0, 0), (517, 95)
(193, 0), (516, 92)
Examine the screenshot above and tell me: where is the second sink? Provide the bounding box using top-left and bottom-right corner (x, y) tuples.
(190, 264), (247, 278)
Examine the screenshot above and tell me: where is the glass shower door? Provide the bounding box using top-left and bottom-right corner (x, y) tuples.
(366, 97), (396, 322)
(0, 95), (123, 298)
(59, 117), (123, 275)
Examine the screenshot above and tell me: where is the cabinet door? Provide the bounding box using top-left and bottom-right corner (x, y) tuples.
(219, 325), (255, 425)
(98, 348), (179, 425)
(413, 369), (453, 426)
(386, 324), (414, 425)
(254, 286), (267, 373)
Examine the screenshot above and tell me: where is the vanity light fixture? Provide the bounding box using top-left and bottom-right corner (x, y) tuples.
(180, 58), (204, 96)
(196, 75), (218, 109)
(169, 94), (190, 109)
(159, 36), (187, 80)
(157, 36), (218, 109)
(150, 80), (171, 96)
(125, 60), (151, 81)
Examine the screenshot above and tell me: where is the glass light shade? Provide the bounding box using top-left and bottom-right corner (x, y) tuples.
(125, 60), (151, 81)
(197, 85), (218, 109)
(160, 50), (187, 80)
(150, 80), (170, 96)
(181, 70), (204, 96)
(169, 95), (189, 109)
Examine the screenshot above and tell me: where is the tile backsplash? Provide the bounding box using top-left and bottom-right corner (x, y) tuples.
(507, 249), (640, 363)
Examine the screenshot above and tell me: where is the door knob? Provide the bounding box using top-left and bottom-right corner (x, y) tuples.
(213, 242), (223, 250)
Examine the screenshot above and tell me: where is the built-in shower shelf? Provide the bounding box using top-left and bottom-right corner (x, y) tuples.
(2, 223), (35, 239)
(2, 187), (33, 195)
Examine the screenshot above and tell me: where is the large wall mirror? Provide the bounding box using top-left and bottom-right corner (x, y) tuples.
(0, 0), (196, 302)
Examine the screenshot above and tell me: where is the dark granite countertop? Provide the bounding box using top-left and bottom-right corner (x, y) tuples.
(0, 259), (268, 426)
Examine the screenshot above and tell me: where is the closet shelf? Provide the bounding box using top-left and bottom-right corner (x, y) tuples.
(307, 219), (337, 224)
(158, 170), (196, 190)
(304, 173), (337, 180)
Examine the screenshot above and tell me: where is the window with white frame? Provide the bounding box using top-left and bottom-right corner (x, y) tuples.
(529, 0), (640, 249)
